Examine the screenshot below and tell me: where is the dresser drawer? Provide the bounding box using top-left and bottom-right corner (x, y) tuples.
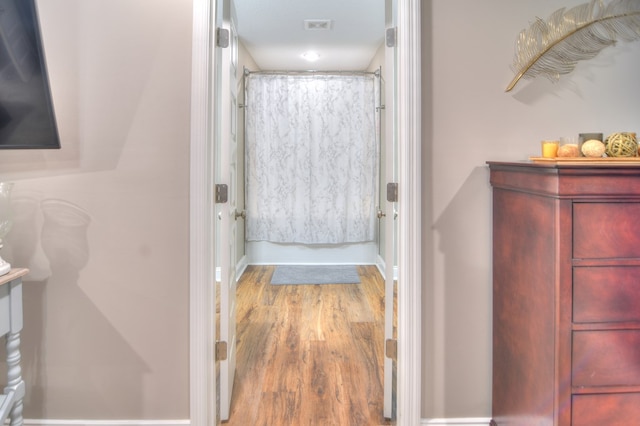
(573, 266), (640, 323)
(573, 203), (640, 259)
(572, 330), (640, 387)
(573, 393), (640, 426)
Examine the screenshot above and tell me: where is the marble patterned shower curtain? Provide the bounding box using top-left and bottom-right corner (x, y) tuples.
(245, 73), (378, 244)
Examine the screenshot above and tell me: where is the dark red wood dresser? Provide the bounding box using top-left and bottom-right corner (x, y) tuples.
(488, 161), (640, 426)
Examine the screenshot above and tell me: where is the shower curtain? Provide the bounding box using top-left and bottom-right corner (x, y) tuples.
(245, 73), (378, 245)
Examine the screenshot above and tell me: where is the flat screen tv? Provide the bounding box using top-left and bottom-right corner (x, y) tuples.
(0, 0), (59, 149)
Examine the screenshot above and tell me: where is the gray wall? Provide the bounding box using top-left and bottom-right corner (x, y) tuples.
(0, 0), (192, 419)
(1, 0), (639, 421)
(422, 0), (640, 419)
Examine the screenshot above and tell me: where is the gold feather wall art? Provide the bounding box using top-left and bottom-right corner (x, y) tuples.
(506, 0), (640, 92)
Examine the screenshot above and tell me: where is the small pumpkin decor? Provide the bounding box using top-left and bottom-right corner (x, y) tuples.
(604, 132), (638, 157)
(557, 144), (580, 157)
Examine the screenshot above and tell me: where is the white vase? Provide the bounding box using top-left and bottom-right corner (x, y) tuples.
(0, 182), (14, 276)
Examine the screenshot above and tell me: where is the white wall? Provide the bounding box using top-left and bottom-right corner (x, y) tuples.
(422, 0), (640, 419)
(0, 0), (192, 419)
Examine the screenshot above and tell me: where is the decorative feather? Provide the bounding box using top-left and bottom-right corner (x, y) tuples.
(506, 0), (640, 92)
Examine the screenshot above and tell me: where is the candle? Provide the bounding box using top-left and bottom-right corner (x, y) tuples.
(541, 140), (559, 158)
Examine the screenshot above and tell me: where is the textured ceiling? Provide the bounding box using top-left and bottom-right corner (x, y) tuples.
(234, 0), (386, 71)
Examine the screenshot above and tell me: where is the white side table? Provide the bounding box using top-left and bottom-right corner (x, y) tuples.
(0, 268), (28, 426)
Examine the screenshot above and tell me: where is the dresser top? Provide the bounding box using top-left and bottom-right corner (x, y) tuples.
(488, 160), (640, 198)
(487, 160), (640, 170)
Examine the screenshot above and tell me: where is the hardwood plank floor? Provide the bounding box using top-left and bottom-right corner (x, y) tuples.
(224, 264), (395, 426)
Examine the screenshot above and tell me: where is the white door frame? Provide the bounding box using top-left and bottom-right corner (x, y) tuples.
(189, 1), (421, 424)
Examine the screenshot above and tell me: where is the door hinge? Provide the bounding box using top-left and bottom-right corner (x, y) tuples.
(386, 339), (397, 360)
(387, 182), (398, 202)
(386, 27), (397, 47)
(216, 341), (228, 361)
(215, 184), (228, 203)
(216, 28), (230, 48)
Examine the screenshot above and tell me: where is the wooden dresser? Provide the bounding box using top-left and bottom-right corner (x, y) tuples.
(488, 161), (640, 426)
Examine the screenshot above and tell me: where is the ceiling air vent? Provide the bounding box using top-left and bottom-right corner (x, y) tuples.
(304, 19), (333, 30)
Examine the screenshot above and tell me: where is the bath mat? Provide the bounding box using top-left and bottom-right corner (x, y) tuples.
(270, 265), (361, 285)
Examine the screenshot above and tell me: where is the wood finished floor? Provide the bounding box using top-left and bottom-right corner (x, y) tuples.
(224, 264), (396, 426)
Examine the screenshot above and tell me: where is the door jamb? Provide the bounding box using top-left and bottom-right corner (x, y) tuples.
(189, 1), (216, 424)
(189, 1), (421, 424)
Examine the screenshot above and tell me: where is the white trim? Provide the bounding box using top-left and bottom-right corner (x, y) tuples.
(397, 0), (422, 425)
(235, 254), (248, 281)
(376, 254), (386, 277)
(376, 254), (399, 281)
(22, 421), (190, 426)
(215, 256), (249, 283)
(422, 418), (493, 426)
(190, 1), (421, 425)
(189, 1), (216, 426)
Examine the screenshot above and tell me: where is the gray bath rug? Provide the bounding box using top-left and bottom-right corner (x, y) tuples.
(270, 265), (361, 285)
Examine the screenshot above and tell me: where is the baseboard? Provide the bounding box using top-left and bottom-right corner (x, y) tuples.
(22, 420), (190, 426)
(214, 254), (248, 284)
(235, 254), (248, 281)
(422, 418), (493, 426)
(375, 254), (398, 280)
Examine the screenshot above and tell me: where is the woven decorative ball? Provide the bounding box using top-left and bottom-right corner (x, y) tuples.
(605, 132), (638, 157)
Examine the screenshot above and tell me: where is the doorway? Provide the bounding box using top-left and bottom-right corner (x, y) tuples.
(228, 24), (392, 419)
(188, 0), (422, 424)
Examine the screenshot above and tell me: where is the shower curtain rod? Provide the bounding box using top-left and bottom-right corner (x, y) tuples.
(239, 66), (383, 111)
(244, 68), (380, 77)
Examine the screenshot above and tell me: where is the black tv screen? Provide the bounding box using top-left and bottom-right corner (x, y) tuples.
(0, 0), (60, 149)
